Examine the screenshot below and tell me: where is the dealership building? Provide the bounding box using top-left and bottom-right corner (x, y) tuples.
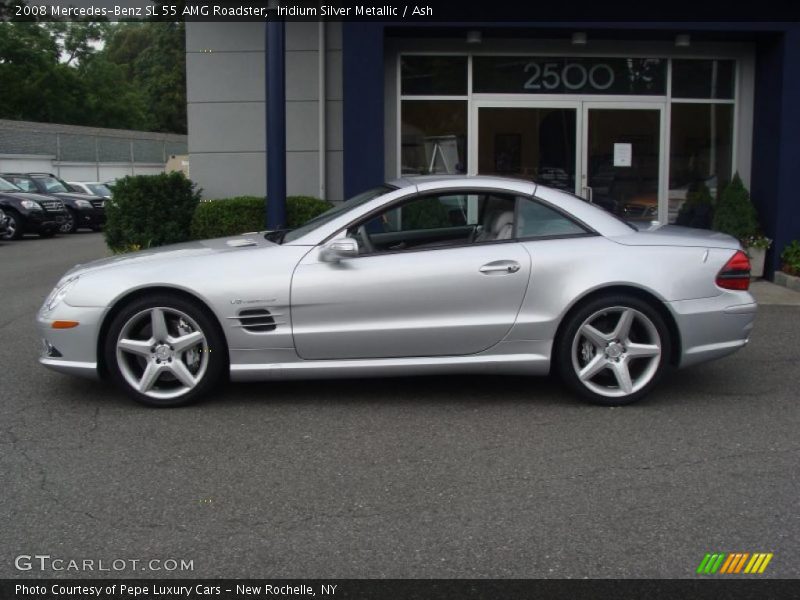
(185, 20), (799, 275)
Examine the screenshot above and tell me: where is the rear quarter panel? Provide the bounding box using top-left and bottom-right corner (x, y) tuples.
(507, 236), (737, 342)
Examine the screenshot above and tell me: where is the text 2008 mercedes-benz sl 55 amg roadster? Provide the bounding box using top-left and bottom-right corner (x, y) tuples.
(38, 176), (756, 407)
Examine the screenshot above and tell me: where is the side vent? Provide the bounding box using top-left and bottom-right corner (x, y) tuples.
(237, 309), (276, 332)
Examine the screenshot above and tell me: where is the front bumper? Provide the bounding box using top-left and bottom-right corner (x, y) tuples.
(74, 206), (105, 228)
(37, 303), (105, 379)
(667, 291), (757, 368)
(24, 210), (66, 233)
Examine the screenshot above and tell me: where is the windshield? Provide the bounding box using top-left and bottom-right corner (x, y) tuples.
(281, 185), (395, 243)
(34, 176), (70, 193)
(88, 184), (111, 197)
(0, 177), (21, 192)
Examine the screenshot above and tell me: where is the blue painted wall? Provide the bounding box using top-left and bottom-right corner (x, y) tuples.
(342, 23), (386, 198)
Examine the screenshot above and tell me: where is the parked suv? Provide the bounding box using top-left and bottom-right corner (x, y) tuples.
(1, 173), (105, 234)
(0, 176), (66, 239)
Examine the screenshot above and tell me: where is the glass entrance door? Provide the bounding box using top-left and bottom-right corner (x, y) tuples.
(473, 101), (666, 222)
(474, 103), (579, 193)
(581, 104), (665, 223)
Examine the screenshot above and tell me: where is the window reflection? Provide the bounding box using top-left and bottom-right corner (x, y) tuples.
(401, 100), (467, 175)
(668, 103), (733, 223)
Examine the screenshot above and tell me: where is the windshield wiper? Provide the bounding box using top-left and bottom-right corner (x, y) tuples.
(264, 228), (292, 243)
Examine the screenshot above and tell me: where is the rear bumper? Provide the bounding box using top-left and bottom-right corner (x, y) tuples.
(667, 292), (757, 368)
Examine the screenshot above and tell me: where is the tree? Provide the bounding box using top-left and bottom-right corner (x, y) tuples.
(0, 17), (186, 133)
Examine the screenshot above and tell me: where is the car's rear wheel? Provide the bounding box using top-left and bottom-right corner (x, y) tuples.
(60, 208), (78, 233)
(104, 294), (226, 407)
(2, 210), (23, 240)
(556, 294), (671, 406)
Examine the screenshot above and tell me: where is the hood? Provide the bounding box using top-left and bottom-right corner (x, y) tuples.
(610, 224), (741, 250)
(0, 190), (62, 204)
(54, 192), (105, 202)
(66, 233), (277, 278)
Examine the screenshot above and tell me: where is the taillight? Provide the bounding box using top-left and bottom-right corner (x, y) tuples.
(716, 250), (751, 290)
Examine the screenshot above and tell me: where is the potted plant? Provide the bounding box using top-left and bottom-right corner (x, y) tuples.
(741, 234), (773, 278)
(775, 240), (800, 292)
(712, 174), (771, 277)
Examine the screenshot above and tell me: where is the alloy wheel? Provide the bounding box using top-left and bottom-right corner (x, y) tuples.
(3, 214), (18, 239)
(60, 210), (75, 233)
(570, 306), (661, 398)
(115, 307), (209, 400)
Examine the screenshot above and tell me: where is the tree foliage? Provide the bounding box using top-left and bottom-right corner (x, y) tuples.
(0, 17), (186, 133)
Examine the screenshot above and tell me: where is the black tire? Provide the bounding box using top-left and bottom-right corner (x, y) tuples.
(60, 208), (78, 234)
(1, 209), (24, 240)
(555, 293), (672, 406)
(103, 293), (227, 407)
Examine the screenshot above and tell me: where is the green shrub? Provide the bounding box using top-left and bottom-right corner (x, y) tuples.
(781, 240), (800, 275)
(285, 195), (333, 229)
(712, 173), (759, 241)
(191, 196), (264, 240)
(104, 172), (201, 253)
(190, 195), (332, 240)
(676, 181), (714, 229)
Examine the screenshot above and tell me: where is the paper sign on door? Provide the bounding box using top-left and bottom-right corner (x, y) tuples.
(613, 143), (632, 167)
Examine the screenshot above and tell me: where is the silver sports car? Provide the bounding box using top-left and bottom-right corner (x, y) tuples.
(38, 176), (756, 407)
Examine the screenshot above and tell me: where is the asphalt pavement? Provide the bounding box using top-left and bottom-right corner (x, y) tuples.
(1, 232), (798, 579)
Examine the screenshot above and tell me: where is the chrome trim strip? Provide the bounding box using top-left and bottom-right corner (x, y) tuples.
(39, 357), (99, 379)
(723, 302), (758, 315)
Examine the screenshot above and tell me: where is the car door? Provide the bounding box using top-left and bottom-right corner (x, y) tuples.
(290, 191), (532, 360)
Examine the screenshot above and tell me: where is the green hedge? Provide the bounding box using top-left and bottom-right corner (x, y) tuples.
(190, 195), (332, 240)
(104, 173), (201, 253)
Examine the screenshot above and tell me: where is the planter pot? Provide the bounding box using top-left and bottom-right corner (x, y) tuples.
(774, 270), (800, 292)
(746, 246), (766, 278)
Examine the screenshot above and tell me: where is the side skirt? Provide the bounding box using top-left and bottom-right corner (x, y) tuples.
(229, 353), (549, 382)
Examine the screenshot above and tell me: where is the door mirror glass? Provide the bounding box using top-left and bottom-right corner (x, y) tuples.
(320, 237), (359, 262)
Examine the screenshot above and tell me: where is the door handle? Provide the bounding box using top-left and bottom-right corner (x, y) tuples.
(479, 260), (521, 274)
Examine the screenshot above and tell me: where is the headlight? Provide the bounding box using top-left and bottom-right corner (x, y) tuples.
(75, 199), (93, 209)
(21, 199), (42, 210)
(42, 276), (80, 313)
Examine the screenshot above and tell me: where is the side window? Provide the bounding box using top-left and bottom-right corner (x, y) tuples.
(516, 197), (588, 239)
(8, 177), (34, 192)
(348, 191), (517, 254)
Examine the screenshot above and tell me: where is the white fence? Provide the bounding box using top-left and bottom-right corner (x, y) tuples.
(0, 120), (187, 182)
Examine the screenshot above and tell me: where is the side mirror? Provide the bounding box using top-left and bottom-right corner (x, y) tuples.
(319, 237), (359, 262)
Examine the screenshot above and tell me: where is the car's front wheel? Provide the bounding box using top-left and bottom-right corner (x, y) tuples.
(60, 208), (78, 234)
(2, 210), (23, 240)
(104, 294), (227, 407)
(556, 294), (671, 406)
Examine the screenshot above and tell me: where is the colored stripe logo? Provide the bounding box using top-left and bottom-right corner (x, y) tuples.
(697, 552), (773, 574)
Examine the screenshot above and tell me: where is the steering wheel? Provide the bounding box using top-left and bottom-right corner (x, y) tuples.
(357, 224), (375, 253)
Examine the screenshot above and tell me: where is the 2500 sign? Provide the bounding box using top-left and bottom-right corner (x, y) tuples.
(523, 61), (615, 91)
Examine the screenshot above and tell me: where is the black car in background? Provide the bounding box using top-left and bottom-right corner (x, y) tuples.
(0, 173), (105, 234)
(0, 176), (66, 239)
